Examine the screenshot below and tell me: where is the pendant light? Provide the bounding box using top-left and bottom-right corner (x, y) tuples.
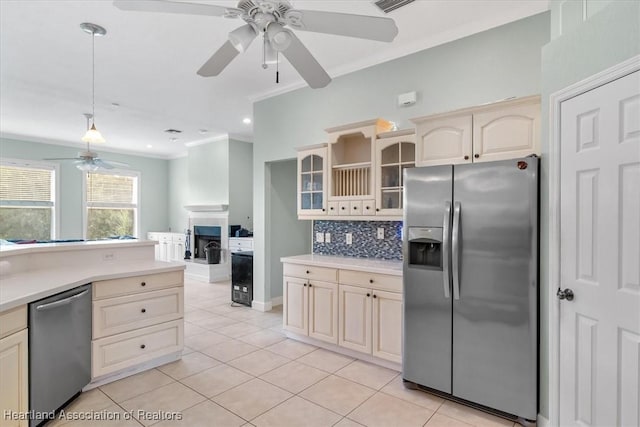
(80, 22), (106, 144)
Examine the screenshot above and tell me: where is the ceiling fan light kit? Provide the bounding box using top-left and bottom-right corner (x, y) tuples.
(114, 0), (399, 89)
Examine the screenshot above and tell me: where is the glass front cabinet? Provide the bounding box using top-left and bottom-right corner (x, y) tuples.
(297, 145), (327, 217)
(375, 130), (416, 217)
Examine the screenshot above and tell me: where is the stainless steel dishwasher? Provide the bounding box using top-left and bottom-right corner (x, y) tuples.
(28, 284), (92, 427)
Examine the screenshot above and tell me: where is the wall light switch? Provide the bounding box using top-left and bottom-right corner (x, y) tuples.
(377, 228), (385, 240)
(325, 233), (331, 243)
(346, 233), (353, 245)
(316, 232), (324, 243)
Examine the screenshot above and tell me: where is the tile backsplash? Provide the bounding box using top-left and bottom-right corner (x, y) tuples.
(313, 220), (403, 260)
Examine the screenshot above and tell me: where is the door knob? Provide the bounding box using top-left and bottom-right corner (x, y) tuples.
(557, 288), (574, 301)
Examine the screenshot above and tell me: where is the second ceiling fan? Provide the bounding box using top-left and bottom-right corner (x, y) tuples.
(113, 0), (399, 88)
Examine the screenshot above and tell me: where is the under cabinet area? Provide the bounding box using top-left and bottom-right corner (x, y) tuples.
(282, 257), (402, 367)
(91, 270), (184, 379)
(412, 95), (540, 166)
(0, 306), (28, 427)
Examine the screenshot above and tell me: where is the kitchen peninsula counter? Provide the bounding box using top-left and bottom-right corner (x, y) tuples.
(0, 240), (184, 312)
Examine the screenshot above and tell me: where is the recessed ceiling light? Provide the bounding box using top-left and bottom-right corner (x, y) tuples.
(243, 118), (251, 125)
(146, 144), (153, 148)
(164, 129), (182, 134)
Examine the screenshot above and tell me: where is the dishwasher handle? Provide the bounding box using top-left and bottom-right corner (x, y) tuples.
(35, 289), (89, 311)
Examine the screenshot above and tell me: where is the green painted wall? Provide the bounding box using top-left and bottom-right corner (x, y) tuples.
(0, 137), (169, 239)
(168, 155), (188, 233)
(538, 0), (640, 419)
(187, 139), (229, 205)
(228, 139), (253, 229)
(253, 12), (550, 305)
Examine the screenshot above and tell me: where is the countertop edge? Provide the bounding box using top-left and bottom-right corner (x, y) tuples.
(0, 262), (185, 313)
(0, 239), (156, 258)
(281, 254), (403, 276)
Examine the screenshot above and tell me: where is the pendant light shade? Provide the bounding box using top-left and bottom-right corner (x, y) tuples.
(80, 22), (106, 144)
(82, 123), (105, 144)
(266, 23), (292, 52)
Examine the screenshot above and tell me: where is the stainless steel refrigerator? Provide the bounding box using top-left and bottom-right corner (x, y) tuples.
(402, 156), (538, 422)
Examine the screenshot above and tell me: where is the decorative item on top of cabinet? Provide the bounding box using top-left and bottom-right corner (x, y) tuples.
(297, 144), (328, 217)
(412, 95), (540, 166)
(327, 119), (394, 203)
(375, 129), (416, 216)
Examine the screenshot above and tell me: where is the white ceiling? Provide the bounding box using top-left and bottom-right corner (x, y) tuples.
(0, 0), (548, 159)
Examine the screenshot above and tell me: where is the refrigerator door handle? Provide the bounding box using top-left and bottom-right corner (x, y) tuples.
(452, 201), (461, 300)
(442, 202), (452, 299)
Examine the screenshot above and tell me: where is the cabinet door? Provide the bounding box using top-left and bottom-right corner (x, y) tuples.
(472, 100), (540, 162)
(283, 276), (308, 335)
(375, 135), (416, 216)
(0, 329), (28, 427)
(160, 241), (170, 262)
(416, 114), (472, 166)
(372, 290), (402, 363)
(298, 147), (327, 217)
(338, 285), (372, 354)
(308, 281), (338, 344)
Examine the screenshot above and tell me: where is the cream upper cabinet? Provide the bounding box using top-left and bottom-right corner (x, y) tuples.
(297, 146), (327, 217)
(0, 329), (28, 427)
(375, 130), (416, 216)
(415, 114), (473, 166)
(472, 99), (541, 162)
(372, 290), (402, 363)
(338, 284), (372, 354)
(412, 95), (541, 167)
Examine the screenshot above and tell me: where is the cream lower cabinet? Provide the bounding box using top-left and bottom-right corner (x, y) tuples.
(283, 264), (338, 344)
(338, 270), (403, 363)
(91, 271), (184, 379)
(0, 306), (28, 427)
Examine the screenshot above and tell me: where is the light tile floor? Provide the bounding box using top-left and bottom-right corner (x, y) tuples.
(47, 277), (525, 427)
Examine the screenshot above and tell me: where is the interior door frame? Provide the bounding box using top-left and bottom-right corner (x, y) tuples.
(548, 54), (640, 427)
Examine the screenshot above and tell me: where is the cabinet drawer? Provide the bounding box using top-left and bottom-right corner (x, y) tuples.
(229, 239), (253, 249)
(283, 263), (337, 283)
(92, 319), (183, 378)
(362, 200), (375, 216)
(172, 234), (185, 243)
(339, 270), (402, 292)
(0, 305), (27, 340)
(93, 287), (184, 338)
(93, 270), (184, 300)
(350, 201), (363, 215)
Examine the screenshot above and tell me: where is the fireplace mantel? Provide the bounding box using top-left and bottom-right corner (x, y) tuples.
(184, 204), (228, 212)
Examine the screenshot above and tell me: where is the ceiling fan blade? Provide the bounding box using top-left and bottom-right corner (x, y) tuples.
(284, 10), (398, 42)
(92, 159), (115, 170)
(113, 0), (231, 17)
(281, 31), (331, 89)
(197, 40), (240, 77)
(97, 159), (130, 168)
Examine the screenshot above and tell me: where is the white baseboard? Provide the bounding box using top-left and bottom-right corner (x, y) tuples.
(252, 300), (272, 312)
(537, 414), (549, 427)
(271, 296), (283, 306)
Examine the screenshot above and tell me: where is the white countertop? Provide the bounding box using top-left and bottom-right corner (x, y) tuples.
(0, 260), (185, 312)
(0, 239), (155, 258)
(281, 254), (403, 276)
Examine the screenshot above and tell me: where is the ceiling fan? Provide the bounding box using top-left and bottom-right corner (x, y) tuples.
(113, 0), (399, 88)
(45, 114), (130, 171)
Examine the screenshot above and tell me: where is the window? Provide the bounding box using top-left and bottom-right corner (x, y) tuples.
(84, 170), (139, 240)
(0, 159), (57, 240)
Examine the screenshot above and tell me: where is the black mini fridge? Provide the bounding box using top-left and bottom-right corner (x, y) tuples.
(231, 251), (253, 306)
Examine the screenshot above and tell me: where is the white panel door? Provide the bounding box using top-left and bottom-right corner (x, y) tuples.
(560, 70), (640, 427)
(283, 277), (308, 336)
(415, 114), (473, 166)
(308, 280), (338, 344)
(338, 284), (372, 354)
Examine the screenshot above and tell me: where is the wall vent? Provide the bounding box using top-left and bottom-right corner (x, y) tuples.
(373, 0), (415, 13)
(164, 129), (182, 134)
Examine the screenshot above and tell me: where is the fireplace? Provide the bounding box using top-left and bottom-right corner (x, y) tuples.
(184, 204), (230, 282)
(193, 225), (221, 262)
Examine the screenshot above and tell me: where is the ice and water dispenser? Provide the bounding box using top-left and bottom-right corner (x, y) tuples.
(407, 227), (443, 269)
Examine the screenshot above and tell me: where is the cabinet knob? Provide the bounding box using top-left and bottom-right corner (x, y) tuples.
(366, 293), (371, 297)
(376, 208), (380, 212)
(141, 308), (146, 313)
(365, 206), (370, 210)
(373, 294), (377, 299)
(353, 206), (357, 210)
(464, 155), (469, 160)
(341, 207), (345, 210)
(369, 279), (374, 284)
(330, 207), (334, 210)
(474, 154), (480, 159)
(303, 283), (307, 287)
(140, 344), (146, 349)
(309, 284), (313, 288)
(322, 208), (326, 212)
(141, 282), (146, 287)
(306, 270), (310, 274)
